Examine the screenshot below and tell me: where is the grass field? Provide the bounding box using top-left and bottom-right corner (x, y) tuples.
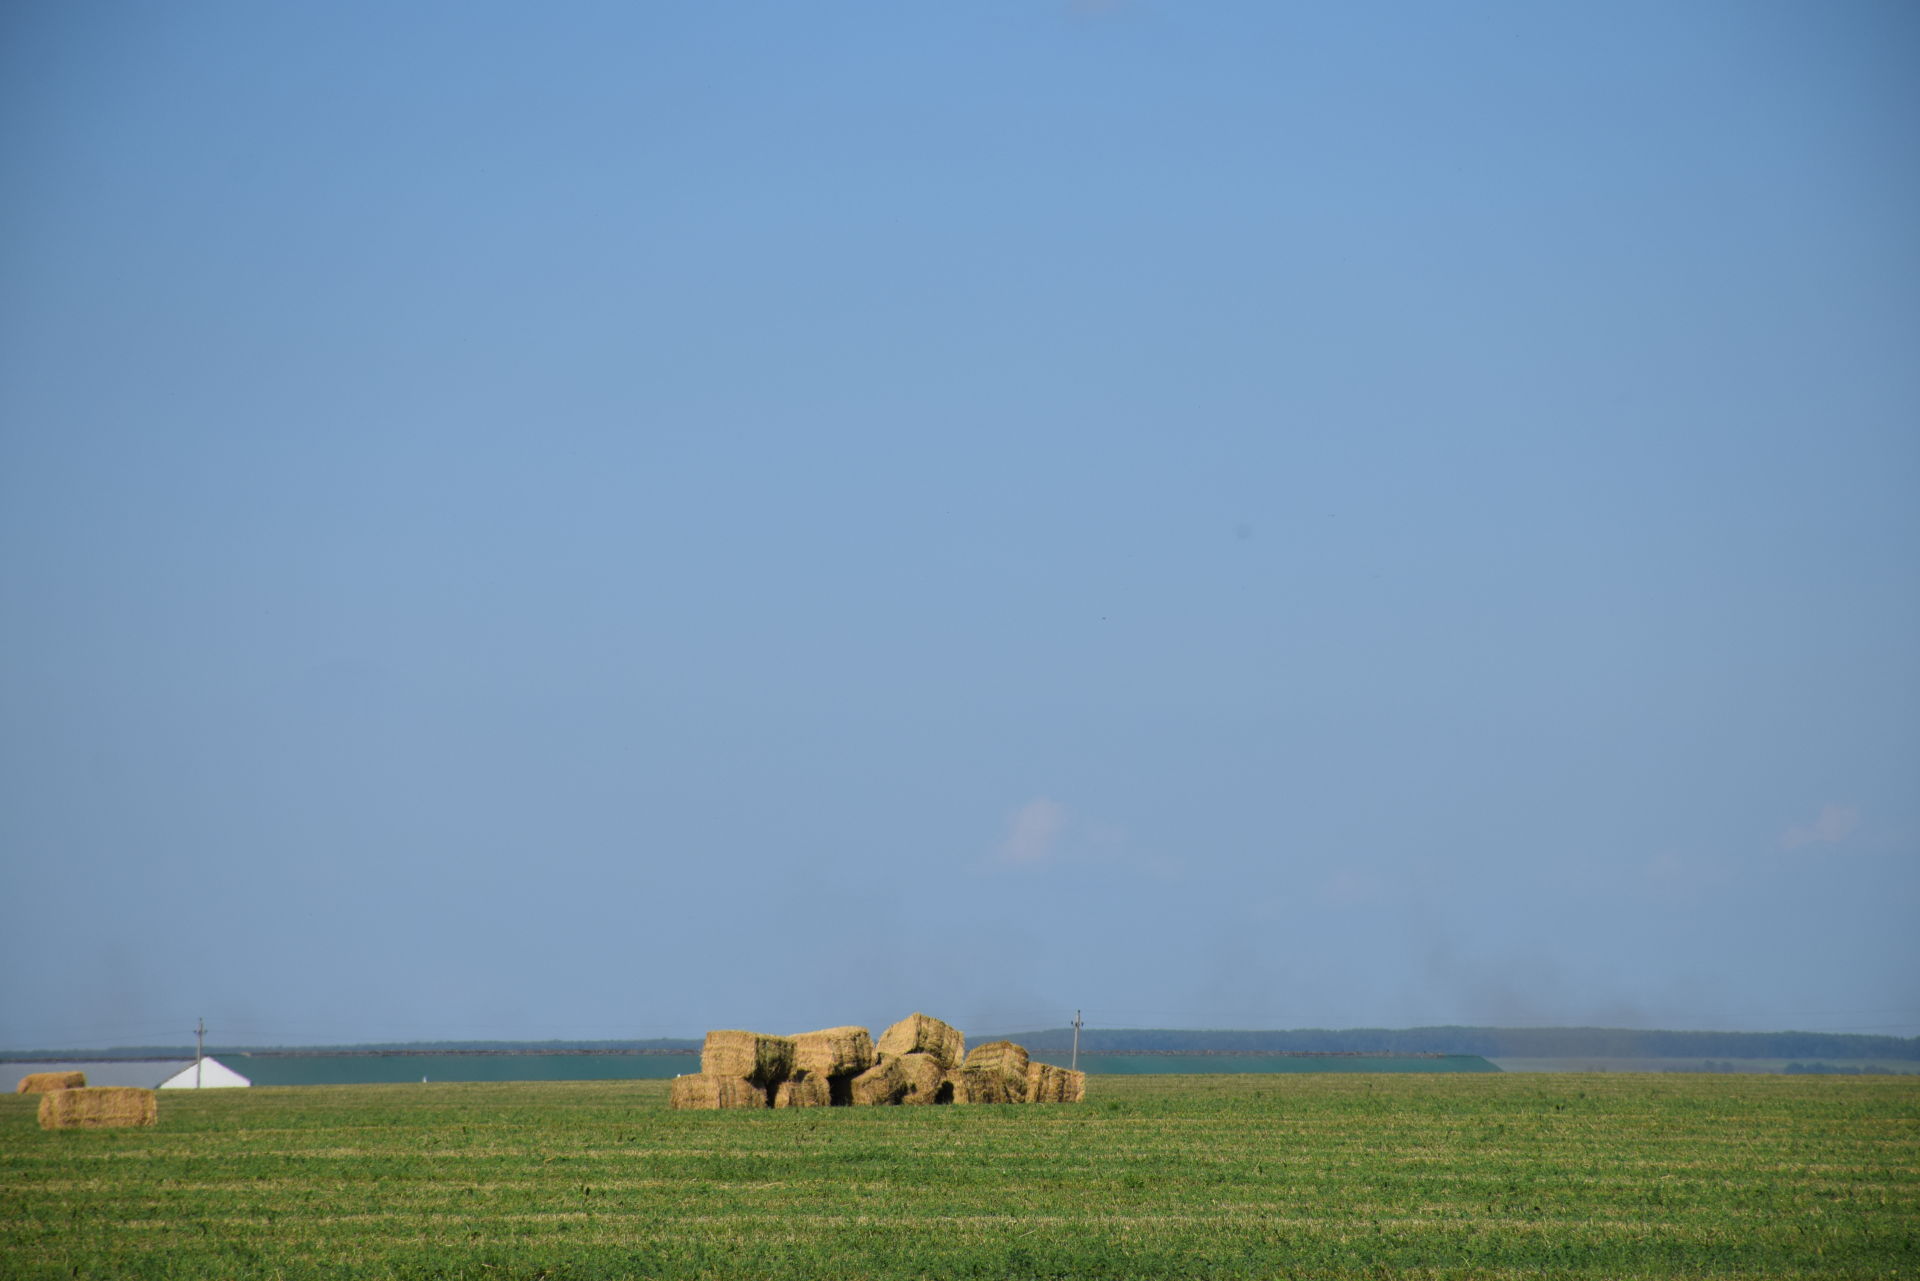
(2, 1073), (1914, 1279)
(1487, 1058), (1920, 1076)
(1071, 1054), (1498, 1075)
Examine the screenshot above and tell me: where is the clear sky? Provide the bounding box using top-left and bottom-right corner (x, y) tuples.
(3, 2), (1916, 1051)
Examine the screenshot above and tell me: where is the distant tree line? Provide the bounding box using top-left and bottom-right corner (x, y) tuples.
(1783, 1062), (1900, 1075)
(989, 1026), (1920, 1061)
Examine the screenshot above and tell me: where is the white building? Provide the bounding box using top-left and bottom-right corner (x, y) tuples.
(5, 1057), (251, 1089)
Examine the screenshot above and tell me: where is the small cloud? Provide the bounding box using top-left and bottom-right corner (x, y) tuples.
(1780, 804), (1859, 851)
(999, 798), (1068, 864)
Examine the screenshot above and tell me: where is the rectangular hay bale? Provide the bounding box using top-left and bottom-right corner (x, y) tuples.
(774, 1076), (832, 1108)
(1025, 1061), (1087, 1103)
(961, 1040), (1031, 1104)
(848, 1057), (908, 1106)
(791, 1026), (875, 1081)
(38, 1087), (157, 1130)
(955, 1066), (1016, 1104)
(700, 1030), (796, 1087)
(17, 1071), (86, 1094)
(1026, 1060), (1061, 1103)
(874, 1012), (965, 1069)
(670, 1073), (771, 1110)
(965, 1040), (1030, 1076)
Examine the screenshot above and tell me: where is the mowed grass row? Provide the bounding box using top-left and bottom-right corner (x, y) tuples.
(2, 1073), (1915, 1279)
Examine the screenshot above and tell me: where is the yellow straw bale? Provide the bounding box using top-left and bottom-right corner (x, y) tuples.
(774, 1076), (832, 1108)
(700, 1030), (795, 1086)
(791, 1026), (874, 1081)
(848, 1057), (908, 1106)
(949, 1072), (989, 1104)
(954, 1065), (1012, 1104)
(670, 1073), (770, 1110)
(966, 1040), (1030, 1076)
(1026, 1060), (1060, 1102)
(37, 1087), (157, 1130)
(17, 1071), (86, 1094)
(874, 1012), (964, 1068)
(1025, 1061), (1087, 1103)
(895, 1052), (953, 1105)
(959, 1040), (1031, 1104)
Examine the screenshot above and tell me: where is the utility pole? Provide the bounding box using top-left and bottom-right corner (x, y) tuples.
(1070, 1010), (1083, 1073)
(195, 1017), (205, 1089)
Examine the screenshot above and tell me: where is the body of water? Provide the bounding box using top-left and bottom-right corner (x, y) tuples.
(230, 1054), (701, 1085)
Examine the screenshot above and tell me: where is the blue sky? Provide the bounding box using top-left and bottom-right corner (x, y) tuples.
(3, 1), (1916, 1050)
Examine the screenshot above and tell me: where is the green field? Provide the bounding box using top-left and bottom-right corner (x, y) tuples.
(3, 1074), (1915, 1279)
(215, 1052), (1494, 1085)
(1487, 1058), (1920, 1076)
(1072, 1054), (1499, 1075)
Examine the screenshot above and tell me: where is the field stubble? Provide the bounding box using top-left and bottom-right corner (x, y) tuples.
(1, 1073), (1914, 1279)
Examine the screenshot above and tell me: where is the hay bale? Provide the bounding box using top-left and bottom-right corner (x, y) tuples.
(700, 1030), (795, 1087)
(38, 1087), (157, 1130)
(791, 1026), (875, 1081)
(17, 1071), (86, 1094)
(774, 1076), (832, 1108)
(948, 1071), (1010, 1105)
(966, 1040), (1030, 1076)
(953, 1064), (1011, 1104)
(670, 1073), (770, 1110)
(1025, 1061), (1087, 1103)
(848, 1057), (908, 1106)
(874, 1012), (964, 1068)
(1026, 1060), (1060, 1103)
(895, 1052), (953, 1105)
(959, 1041), (1031, 1104)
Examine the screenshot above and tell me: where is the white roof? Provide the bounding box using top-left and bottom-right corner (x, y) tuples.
(156, 1057), (251, 1088)
(6, 1057), (251, 1089)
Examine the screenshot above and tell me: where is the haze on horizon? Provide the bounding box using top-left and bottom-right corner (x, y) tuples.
(2, 2), (1915, 1053)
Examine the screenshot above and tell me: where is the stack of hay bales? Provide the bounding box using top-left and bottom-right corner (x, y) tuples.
(17, 1071), (86, 1094)
(854, 1012), (965, 1106)
(670, 1012), (1082, 1110)
(668, 1030), (797, 1109)
(38, 1087), (158, 1130)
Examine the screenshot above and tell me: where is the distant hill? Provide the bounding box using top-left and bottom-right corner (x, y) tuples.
(978, 1026), (1920, 1062)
